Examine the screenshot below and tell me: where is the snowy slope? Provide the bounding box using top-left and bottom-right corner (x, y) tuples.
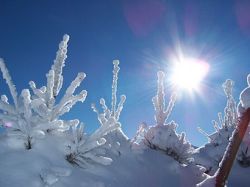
(0, 131), (204, 187)
(1, 130), (250, 187)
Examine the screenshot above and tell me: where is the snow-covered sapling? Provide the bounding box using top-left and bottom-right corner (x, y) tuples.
(237, 74), (250, 167)
(93, 60), (128, 156)
(91, 60), (126, 125)
(66, 116), (120, 167)
(197, 74), (250, 186)
(194, 79), (249, 174)
(144, 121), (194, 164)
(66, 60), (125, 167)
(0, 35), (87, 149)
(0, 59), (45, 149)
(152, 71), (177, 126)
(142, 71), (193, 163)
(29, 34), (87, 133)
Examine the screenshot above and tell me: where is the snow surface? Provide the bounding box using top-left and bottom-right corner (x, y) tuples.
(1, 130), (250, 187)
(0, 132), (203, 187)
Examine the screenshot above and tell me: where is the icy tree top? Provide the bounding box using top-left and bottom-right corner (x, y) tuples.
(239, 74), (250, 113)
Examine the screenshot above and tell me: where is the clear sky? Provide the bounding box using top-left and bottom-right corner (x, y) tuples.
(0, 0), (250, 146)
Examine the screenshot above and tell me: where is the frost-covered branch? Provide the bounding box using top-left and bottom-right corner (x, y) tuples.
(29, 35), (87, 133)
(143, 121), (194, 164)
(136, 71), (193, 163)
(51, 34), (69, 97)
(91, 60), (126, 129)
(66, 118), (119, 168)
(0, 60), (46, 149)
(197, 79), (237, 144)
(66, 60), (126, 167)
(0, 59), (18, 109)
(237, 73), (250, 167)
(0, 34), (87, 149)
(194, 79), (239, 174)
(152, 71), (177, 126)
(194, 76), (250, 178)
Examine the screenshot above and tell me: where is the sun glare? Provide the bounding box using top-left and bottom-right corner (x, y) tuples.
(170, 58), (210, 91)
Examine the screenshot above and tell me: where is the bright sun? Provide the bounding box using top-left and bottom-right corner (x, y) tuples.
(170, 58), (210, 91)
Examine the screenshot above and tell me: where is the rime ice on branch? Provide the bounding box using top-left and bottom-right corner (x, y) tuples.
(0, 35), (87, 149)
(194, 79), (239, 174)
(93, 60), (126, 125)
(0, 59), (42, 149)
(66, 60), (126, 167)
(152, 71), (177, 126)
(138, 71), (193, 163)
(29, 34), (87, 132)
(92, 60), (127, 153)
(237, 74), (250, 167)
(66, 117), (119, 167)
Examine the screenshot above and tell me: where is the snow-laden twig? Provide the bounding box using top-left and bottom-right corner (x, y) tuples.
(152, 71), (177, 126)
(66, 117), (119, 167)
(136, 71), (193, 163)
(93, 60), (128, 154)
(91, 60), (126, 128)
(237, 73), (250, 167)
(0, 60), (35, 149)
(0, 34), (87, 149)
(143, 121), (194, 164)
(0, 59), (18, 109)
(194, 79), (239, 174)
(51, 34), (69, 97)
(29, 35), (87, 133)
(66, 60), (125, 167)
(197, 79), (238, 144)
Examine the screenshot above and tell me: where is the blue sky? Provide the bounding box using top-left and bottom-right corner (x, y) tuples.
(0, 0), (250, 146)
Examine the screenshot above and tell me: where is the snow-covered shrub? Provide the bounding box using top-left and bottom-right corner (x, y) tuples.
(136, 71), (194, 164)
(65, 119), (118, 168)
(193, 79), (247, 173)
(144, 121), (194, 164)
(0, 59), (45, 149)
(28, 34), (87, 133)
(0, 35), (87, 149)
(66, 60), (126, 167)
(95, 60), (129, 157)
(237, 74), (250, 167)
(152, 71), (177, 126)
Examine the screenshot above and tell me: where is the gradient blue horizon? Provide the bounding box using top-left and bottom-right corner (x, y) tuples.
(0, 0), (250, 146)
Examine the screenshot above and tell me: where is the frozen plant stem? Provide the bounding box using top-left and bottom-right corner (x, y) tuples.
(215, 108), (250, 187)
(0, 59), (18, 109)
(152, 71), (177, 126)
(111, 60), (120, 116)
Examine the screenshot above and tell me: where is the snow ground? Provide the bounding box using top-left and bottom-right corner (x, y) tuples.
(0, 131), (249, 187)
